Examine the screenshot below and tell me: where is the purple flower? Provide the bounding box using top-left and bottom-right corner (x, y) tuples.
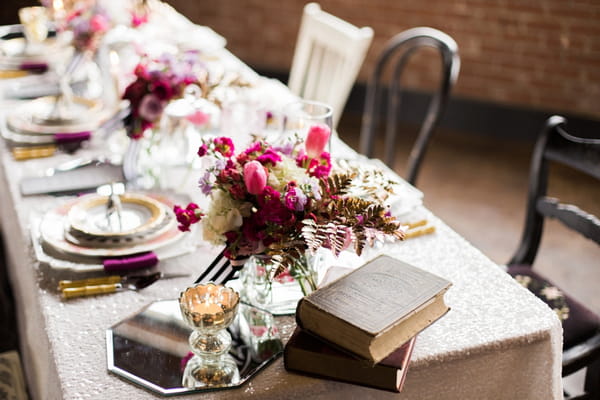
(138, 94), (165, 122)
(284, 186), (307, 211)
(199, 171), (214, 195)
(273, 142), (295, 156)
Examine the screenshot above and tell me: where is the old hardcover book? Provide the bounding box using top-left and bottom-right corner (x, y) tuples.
(284, 327), (416, 392)
(295, 255), (451, 364)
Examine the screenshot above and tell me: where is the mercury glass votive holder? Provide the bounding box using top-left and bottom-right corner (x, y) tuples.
(179, 283), (240, 388)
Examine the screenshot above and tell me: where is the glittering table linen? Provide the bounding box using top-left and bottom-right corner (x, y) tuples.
(0, 13), (562, 400)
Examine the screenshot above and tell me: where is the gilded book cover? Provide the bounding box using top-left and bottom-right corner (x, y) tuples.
(295, 255), (451, 363)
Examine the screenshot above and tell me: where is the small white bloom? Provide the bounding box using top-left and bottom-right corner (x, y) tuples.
(541, 286), (563, 300)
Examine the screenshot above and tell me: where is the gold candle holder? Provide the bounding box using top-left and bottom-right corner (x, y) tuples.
(179, 283), (240, 388)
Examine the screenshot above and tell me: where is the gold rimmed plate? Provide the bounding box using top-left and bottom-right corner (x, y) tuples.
(6, 95), (103, 135)
(67, 193), (167, 239)
(39, 195), (185, 258)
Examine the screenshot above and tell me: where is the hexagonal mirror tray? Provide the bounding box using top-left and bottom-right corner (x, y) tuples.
(106, 300), (283, 396)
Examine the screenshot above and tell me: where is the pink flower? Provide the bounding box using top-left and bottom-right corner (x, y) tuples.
(151, 79), (175, 100)
(174, 203), (203, 231)
(186, 110), (210, 126)
(131, 12), (148, 28)
(89, 14), (109, 33)
(197, 144), (208, 157)
(214, 137), (235, 158)
(284, 185), (307, 211)
(244, 161), (267, 195)
(138, 94), (165, 122)
(305, 123), (331, 158)
(307, 152), (331, 178)
(134, 63), (149, 79)
(256, 149), (281, 166)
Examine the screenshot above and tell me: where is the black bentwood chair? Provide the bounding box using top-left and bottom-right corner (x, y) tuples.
(506, 116), (600, 399)
(359, 27), (460, 186)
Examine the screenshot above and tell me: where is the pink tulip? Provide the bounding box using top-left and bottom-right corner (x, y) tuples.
(305, 123), (331, 158)
(244, 161), (268, 195)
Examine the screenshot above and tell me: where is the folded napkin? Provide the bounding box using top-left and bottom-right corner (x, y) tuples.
(53, 131), (92, 144)
(103, 252), (159, 272)
(19, 62), (48, 73)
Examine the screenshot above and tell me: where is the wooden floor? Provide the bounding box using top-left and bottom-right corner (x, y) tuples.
(338, 112), (600, 318)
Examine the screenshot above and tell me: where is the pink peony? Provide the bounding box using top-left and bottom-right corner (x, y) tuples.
(244, 161), (268, 195)
(305, 123), (331, 158)
(138, 94), (165, 122)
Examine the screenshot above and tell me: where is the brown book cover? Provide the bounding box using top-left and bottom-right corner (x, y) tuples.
(295, 255), (451, 363)
(284, 327), (416, 392)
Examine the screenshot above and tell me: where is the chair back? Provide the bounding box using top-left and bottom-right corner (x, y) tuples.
(359, 27), (460, 185)
(509, 115), (600, 266)
(288, 3), (373, 129)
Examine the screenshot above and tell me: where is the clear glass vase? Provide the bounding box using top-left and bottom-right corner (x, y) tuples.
(236, 251), (325, 316)
(124, 99), (194, 190)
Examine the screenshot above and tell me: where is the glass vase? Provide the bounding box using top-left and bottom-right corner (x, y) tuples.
(236, 251), (325, 316)
(124, 99), (195, 190)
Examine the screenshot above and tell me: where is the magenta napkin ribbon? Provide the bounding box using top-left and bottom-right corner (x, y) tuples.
(103, 252), (159, 272)
(53, 131), (92, 144)
(19, 62), (48, 72)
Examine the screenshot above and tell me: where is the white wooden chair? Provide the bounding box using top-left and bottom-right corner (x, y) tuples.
(288, 3), (373, 129)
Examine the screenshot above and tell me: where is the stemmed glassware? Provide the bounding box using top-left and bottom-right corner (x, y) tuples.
(179, 283), (241, 388)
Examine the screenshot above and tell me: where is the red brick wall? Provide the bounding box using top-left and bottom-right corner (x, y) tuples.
(169, 0), (600, 120)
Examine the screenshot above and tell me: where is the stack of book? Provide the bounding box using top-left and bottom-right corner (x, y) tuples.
(284, 255), (452, 392)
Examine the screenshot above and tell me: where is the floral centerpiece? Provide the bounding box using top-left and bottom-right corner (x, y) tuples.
(175, 126), (405, 293)
(122, 52), (203, 139)
(61, 3), (111, 53)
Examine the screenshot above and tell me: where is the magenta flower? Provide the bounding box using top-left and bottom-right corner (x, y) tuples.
(244, 161), (268, 195)
(174, 203), (203, 231)
(257, 149), (282, 166)
(138, 94), (165, 122)
(284, 186), (307, 211)
(197, 144), (208, 157)
(305, 123), (331, 158)
(131, 12), (148, 28)
(214, 137), (235, 158)
(307, 152), (332, 178)
(151, 79), (176, 100)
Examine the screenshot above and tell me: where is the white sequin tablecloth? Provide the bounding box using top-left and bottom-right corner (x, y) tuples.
(0, 9), (562, 400)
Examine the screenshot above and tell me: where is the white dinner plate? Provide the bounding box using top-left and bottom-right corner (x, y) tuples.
(39, 195), (185, 258)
